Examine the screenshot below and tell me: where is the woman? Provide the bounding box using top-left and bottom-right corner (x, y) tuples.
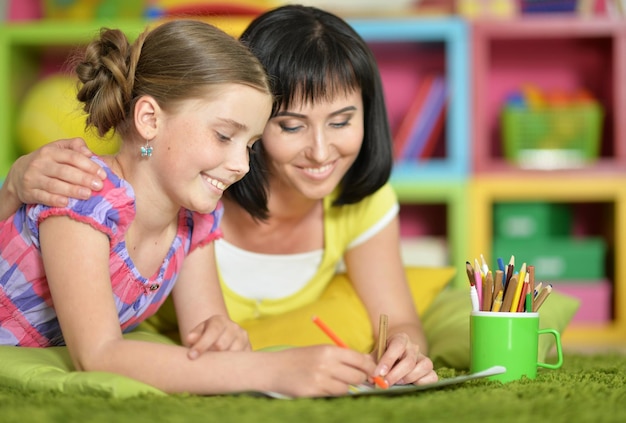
(0, 5), (437, 387)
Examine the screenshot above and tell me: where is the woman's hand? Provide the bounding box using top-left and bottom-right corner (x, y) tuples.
(374, 332), (438, 386)
(270, 345), (377, 398)
(9, 138), (105, 207)
(185, 314), (252, 359)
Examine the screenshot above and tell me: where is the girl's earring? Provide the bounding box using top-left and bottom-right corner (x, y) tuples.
(140, 139), (153, 158)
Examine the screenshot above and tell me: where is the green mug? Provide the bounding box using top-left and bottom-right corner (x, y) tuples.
(470, 311), (563, 383)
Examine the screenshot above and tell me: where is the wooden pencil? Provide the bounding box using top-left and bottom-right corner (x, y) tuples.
(474, 259), (483, 308)
(516, 273), (530, 312)
(504, 255), (515, 292)
(480, 254), (490, 276)
(377, 314), (388, 362)
(493, 269), (504, 304)
(482, 270), (494, 312)
(533, 284), (553, 312)
(465, 261), (475, 286)
(510, 263), (527, 312)
(491, 289), (503, 312)
(527, 265), (535, 312)
(501, 274), (519, 313)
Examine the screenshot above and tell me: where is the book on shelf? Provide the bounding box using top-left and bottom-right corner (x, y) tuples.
(393, 74), (436, 160)
(393, 74), (447, 162)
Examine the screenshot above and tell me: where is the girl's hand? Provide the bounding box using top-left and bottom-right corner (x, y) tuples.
(10, 138), (105, 207)
(271, 345), (377, 398)
(185, 314), (251, 359)
(374, 332), (438, 386)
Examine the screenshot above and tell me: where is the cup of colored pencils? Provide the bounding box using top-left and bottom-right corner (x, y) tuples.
(466, 255), (553, 313)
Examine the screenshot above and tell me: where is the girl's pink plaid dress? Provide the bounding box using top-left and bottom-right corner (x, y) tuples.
(0, 156), (222, 347)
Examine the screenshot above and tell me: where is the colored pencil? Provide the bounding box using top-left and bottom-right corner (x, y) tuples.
(501, 274), (519, 313)
(491, 289), (503, 312)
(482, 270), (494, 312)
(377, 314), (388, 362)
(312, 315), (388, 389)
(510, 263), (527, 312)
(532, 284), (553, 312)
(493, 270), (504, 304)
(474, 259), (483, 309)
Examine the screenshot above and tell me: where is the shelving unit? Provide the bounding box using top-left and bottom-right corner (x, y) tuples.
(469, 17), (626, 345)
(471, 17), (626, 174)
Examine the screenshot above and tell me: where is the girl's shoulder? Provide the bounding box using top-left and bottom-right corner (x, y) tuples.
(26, 156), (136, 242)
(186, 202), (224, 252)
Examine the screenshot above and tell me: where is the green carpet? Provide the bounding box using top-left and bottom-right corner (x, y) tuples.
(2, 352), (625, 423)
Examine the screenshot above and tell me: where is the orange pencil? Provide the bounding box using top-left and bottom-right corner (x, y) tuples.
(312, 315), (388, 389)
(312, 315), (348, 348)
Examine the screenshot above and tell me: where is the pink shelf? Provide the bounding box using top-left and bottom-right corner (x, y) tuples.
(554, 280), (612, 324)
(471, 17), (626, 174)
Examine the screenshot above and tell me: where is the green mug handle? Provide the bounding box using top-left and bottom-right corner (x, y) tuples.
(537, 328), (563, 370)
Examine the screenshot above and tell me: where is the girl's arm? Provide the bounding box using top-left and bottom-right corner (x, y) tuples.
(344, 215), (437, 386)
(172, 241), (251, 355)
(39, 214), (377, 396)
(0, 138), (104, 220)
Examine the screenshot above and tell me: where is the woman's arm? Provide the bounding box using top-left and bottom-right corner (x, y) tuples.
(0, 163), (23, 220)
(0, 139), (105, 220)
(344, 215), (437, 386)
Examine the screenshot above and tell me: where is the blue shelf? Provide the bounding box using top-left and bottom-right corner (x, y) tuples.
(349, 17), (470, 180)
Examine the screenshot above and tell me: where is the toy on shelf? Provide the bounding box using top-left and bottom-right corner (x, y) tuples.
(500, 84), (603, 170)
(16, 74), (120, 156)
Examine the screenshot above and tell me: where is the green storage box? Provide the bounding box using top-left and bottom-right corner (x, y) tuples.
(493, 237), (606, 281)
(501, 103), (603, 169)
(493, 202), (572, 240)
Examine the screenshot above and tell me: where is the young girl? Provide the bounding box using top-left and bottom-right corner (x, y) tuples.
(0, 19), (377, 397)
(1, 5), (438, 387)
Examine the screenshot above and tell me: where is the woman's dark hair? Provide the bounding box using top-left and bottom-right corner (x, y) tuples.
(226, 4), (393, 219)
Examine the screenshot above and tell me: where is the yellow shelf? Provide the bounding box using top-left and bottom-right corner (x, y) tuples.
(469, 175), (626, 343)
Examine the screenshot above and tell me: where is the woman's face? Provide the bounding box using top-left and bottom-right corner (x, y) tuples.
(261, 89), (364, 200)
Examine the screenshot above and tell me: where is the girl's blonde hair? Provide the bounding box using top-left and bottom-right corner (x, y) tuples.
(73, 19), (271, 139)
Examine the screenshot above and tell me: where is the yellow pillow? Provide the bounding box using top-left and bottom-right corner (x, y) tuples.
(241, 266), (456, 352)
